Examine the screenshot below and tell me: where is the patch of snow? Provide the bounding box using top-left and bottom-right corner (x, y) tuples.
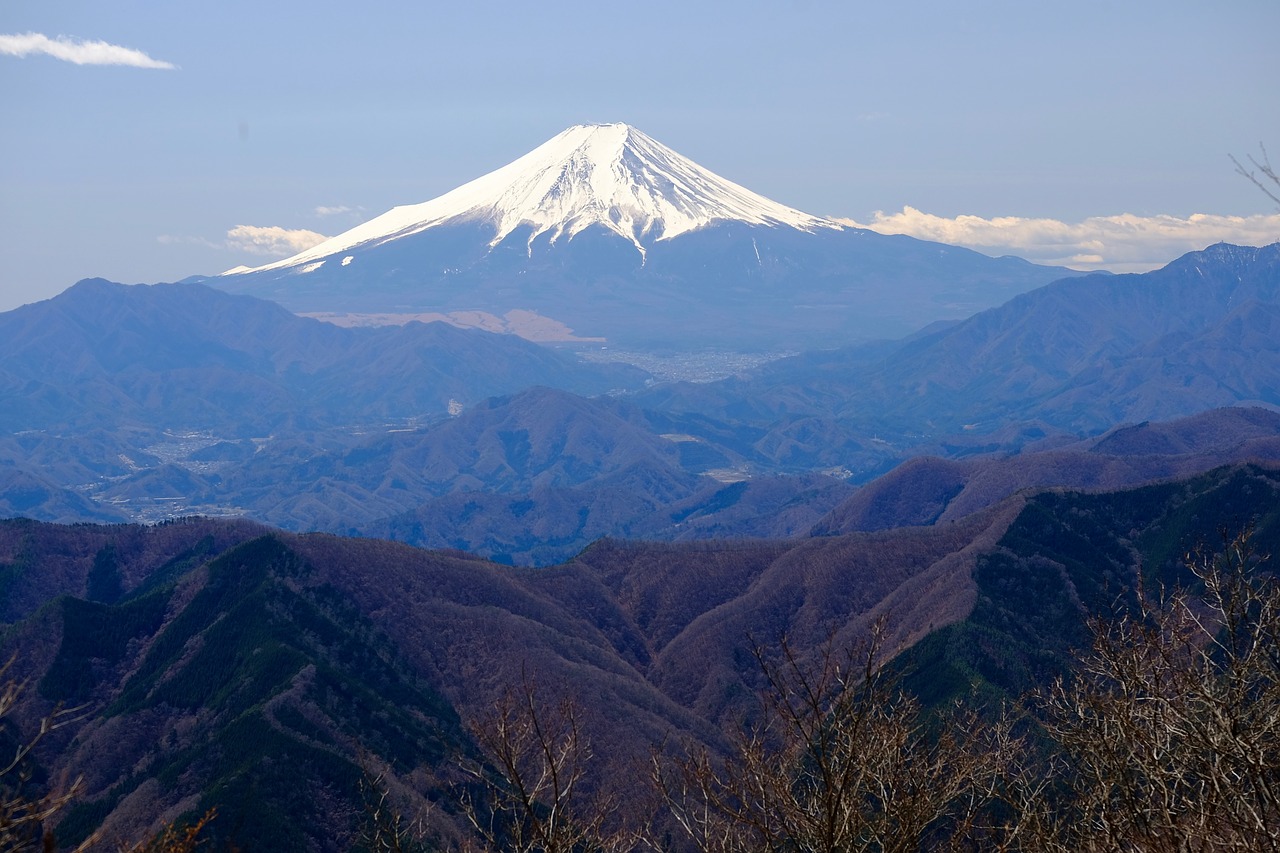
(231, 123), (844, 274)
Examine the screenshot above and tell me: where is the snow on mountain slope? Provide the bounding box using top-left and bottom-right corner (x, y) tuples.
(229, 123), (843, 274)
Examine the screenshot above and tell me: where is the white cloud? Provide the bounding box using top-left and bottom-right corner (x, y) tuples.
(314, 205), (363, 217)
(839, 208), (1280, 272)
(0, 32), (176, 69)
(226, 225), (329, 257)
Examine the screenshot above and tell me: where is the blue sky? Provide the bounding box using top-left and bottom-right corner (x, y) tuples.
(2, 0), (1278, 311)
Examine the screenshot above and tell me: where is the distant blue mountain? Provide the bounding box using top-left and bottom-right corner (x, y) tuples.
(0, 279), (646, 435)
(640, 242), (1280, 443)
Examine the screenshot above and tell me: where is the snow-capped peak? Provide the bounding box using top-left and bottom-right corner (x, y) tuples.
(229, 123), (842, 273)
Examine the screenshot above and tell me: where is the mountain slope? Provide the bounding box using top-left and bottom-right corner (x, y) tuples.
(0, 513), (1006, 845)
(7, 532), (475, 850)
(212, 124), (1077, 349)
(897, 463), (1280, 708)
(0, 462), (126, 525)
(641, 243), (1280, 445)
(845, 242), (1280, 432)
(213, 386), (701, 530)
(0, 279), (645, 436)
(185, 387), (854, 564)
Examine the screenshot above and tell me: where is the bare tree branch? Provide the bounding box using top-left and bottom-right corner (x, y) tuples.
(1232, 144), (1280, 208)
(0, 655), (94, 852)
(458, 671), (643, 853)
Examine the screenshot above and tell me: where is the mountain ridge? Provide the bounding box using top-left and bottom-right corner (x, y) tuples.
(0, 279), (646, 435)
(638, 242), (1280, 441)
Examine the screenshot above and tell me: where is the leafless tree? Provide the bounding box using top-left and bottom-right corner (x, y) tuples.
(655, 623), (1016, 853)
(458, 673), (642, 853)
(1009, 528), (1280, 852)
(357, 769), (436, 853)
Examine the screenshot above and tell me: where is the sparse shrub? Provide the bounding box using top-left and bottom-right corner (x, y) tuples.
(1008, 527), (1280, 852)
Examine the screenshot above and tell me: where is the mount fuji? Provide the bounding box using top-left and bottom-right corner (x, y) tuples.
(212, 123), (1077, 349)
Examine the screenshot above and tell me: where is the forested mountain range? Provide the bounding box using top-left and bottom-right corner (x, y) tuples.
(1, 462), (1276, 849)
